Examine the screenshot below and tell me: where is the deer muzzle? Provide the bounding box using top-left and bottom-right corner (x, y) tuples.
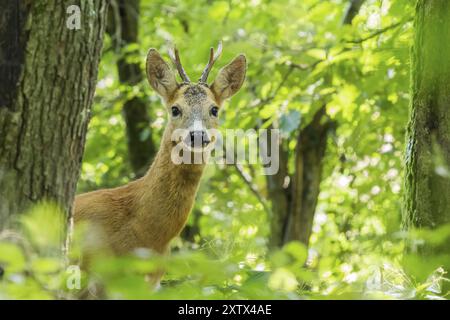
(185, 130), (211, 148)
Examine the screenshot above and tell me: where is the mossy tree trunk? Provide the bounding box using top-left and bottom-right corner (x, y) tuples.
(0, 1), (108, 230)
(404, 0), (450, 229)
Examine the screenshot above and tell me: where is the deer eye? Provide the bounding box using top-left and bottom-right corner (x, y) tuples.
(171, 106), (181, 117)
(210, 106), (219, 117)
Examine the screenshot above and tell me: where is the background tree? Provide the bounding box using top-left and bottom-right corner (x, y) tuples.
(403, 0), (450, 229)
(268, 0), (366, 248)
(0, 1), (108, 230)
(107, 0), (156, 177)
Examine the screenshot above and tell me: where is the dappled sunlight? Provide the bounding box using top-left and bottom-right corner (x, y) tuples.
(0, 0), (449, 301)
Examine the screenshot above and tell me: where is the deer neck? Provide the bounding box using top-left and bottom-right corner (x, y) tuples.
(137, 127), (205, 225)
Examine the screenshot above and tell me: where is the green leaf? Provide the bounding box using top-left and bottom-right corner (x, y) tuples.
(0, 243), (26, 273)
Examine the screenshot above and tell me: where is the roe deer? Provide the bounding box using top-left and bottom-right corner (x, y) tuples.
(74, 44), (246, 265)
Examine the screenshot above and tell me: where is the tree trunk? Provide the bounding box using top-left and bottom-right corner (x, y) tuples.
(0, 1), (108, 231)
(404, 0), (450, 229)
(266, 132), (291, 248)
(107, 0), (156, 177)
(267, 0), (363, 248)
(343, 0), (365, 25)
(288, 106), (334, 246)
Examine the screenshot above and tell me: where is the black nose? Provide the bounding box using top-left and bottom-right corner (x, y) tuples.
(189, 131), (210, 147)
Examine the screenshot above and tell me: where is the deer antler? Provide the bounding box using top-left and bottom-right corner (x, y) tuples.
(199, 41), (223, 84)
(168, 46), (190, 83)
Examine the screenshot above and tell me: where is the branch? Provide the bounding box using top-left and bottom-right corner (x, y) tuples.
(222, 0), (233, 25)
(233, 163), (271, 214)
(250, 58), (321, 110)
(347, 18), (413, 44)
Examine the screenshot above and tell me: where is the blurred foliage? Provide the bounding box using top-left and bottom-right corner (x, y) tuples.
(1, 0), (449, 299)
(0, 203), (448, 299)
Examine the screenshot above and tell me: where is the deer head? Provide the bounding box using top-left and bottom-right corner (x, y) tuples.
(146, 43), (246, 153)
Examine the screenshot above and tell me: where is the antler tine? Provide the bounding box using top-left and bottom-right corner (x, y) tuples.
(168, 46), (190, 83)
(199, 41), (223, 84)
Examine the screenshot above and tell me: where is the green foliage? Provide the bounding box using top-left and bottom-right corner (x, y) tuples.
(0, 203), (64, 299)
(71, 0), (448, 300)
(1, 204), (449, 299)
(2, 0), (448, 300)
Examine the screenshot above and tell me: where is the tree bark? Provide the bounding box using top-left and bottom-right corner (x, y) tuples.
(107, 0), (156, 177)
(267, 0), (363, 248)
(0, 1), (108, 231)
(403, 0), (450, 229)
(343, 0), (365, 25)
(288, 106), (334, 246)
(266, 130), (291, 248)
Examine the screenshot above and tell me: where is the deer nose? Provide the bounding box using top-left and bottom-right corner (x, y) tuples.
(188, 130), (210, 147)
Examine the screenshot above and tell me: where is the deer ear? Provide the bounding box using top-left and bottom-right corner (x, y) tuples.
(146, 49), (178, 100)
(211, 54), (246, 103)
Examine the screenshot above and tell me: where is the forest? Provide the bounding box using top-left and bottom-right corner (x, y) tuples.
(0, 0), (449, 300)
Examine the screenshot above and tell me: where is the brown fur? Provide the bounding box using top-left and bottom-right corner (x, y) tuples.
(74, 130), (203, 255)
(73, 48), (246, 270)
